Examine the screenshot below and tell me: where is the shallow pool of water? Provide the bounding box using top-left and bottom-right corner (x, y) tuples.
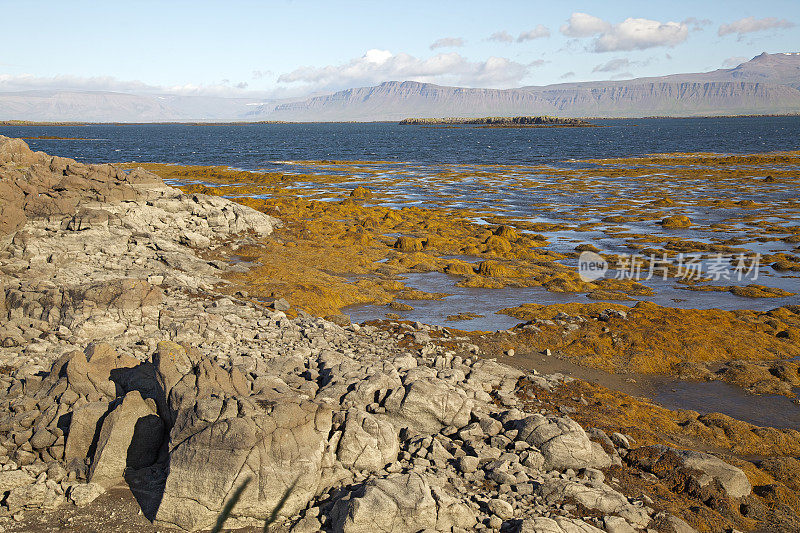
(653, 380), (800, 429)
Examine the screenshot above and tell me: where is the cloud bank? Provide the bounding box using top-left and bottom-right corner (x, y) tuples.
(489, 26), (551, 43)
(561, 12), (689, 52)
(430, 37), (464, 50)
(277, 49), (537, 90)
(592, 58), (632, 73)
(0, 73), (258, 97)
(718, 17), (795, 37)
(517, 25), (551, 41)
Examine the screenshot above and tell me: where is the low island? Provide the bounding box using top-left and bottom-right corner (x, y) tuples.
(398, 115), (595, 127)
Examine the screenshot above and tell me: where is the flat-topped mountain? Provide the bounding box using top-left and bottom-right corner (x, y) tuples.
(1, 53), (799, 122)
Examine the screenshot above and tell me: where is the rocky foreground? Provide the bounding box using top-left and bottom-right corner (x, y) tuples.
(0, 135), (772, 532)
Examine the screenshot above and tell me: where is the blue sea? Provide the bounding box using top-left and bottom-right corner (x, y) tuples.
(2, 116), (800, 167)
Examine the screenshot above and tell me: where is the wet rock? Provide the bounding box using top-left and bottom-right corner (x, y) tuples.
(659, 215), (692, 228)
(393, 236), (425, 252)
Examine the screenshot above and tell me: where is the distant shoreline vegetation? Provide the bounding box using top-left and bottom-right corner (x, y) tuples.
(398, 116), (596, 127)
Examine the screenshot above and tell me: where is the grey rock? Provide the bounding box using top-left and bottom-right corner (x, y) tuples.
(331, 473), (437, 533)
(88, 390), (163, 488)
(336, 408), (398, 472)
(538, 478), (650, 528)
(516, 516), (604, 532)
(516, 414), (610, 471)
(0, 469), (35, 493)
(385, 377), (472, 434)
(64, 400), (110, 467)
(155, 394), (332, 531)
(69, 482), (106, 506)
(487, 498), (514, 519)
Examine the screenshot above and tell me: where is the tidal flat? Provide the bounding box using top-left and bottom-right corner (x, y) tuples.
(133, 150), (799, 367)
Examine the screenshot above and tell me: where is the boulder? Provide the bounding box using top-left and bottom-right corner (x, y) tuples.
(488, 498), (514, 519)
(430, 484), (476, 530)
(65, 343), (141, 399)
(331, 473), (437, 533)
(64, 400), (110, 467)
(88, 390), (163, 487)
(154, 394), (332, 531)
(516, 414), (610, 471)
(0, 181), (26, 236)
(0, 135), (40, 165)
(538, 478), (650, 528)
(6, 483), (63, 511)
(69, 482), (106, 506)
(626, 445), (751, 499)
(336, 408), (398, 472)
(517, 516), (605, 532)
(384, 377), (472, 434)
(0, 469), (35, 493)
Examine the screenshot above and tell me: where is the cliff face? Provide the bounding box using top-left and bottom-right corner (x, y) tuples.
(264, 53), (800, 121)
(266, 80), (800, 121)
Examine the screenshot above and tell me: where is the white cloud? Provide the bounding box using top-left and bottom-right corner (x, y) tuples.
(560, 13), (610, 38)
(594, 18), (688, 52)
(277, 49), (535, 90)
(560, 71), (575, 79)
(517, 25), (551, 41)
(722, 56), (748, 68)
(592, 58), (632, 72)
(430, 37), (465, 50)
(488, 31), (514, 43)
(682, 17), (712, 31)
(0, 73), (255, 97)
(718, 16), (795, 37)
(0, 74), (158, 93)
(561, 13), (689, 52)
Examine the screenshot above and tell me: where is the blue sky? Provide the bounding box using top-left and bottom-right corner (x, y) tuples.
(1, 0), (798, 99)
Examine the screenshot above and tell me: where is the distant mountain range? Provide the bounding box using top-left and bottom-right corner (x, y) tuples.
(2, 53), (799, 122)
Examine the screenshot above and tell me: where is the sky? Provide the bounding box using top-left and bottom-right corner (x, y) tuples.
(1, 0), (798, 100)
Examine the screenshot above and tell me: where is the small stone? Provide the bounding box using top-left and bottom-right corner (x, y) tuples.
(611, 433), (630, 449)
(69, 482), (105, 506)
(487, 498), (513, 520)
(458, 456), (480, 474)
